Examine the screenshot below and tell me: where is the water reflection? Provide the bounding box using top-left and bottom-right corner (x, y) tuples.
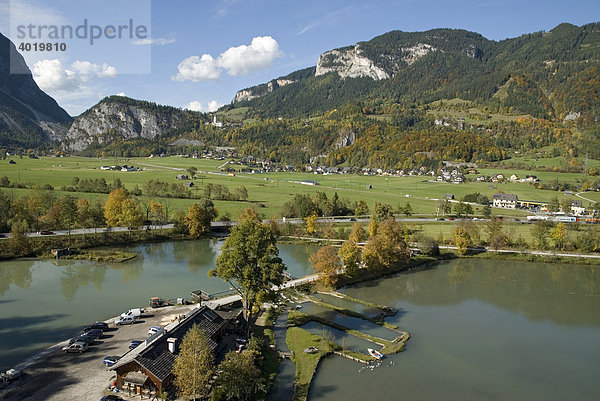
(346, 259), (600, 327)
(172, 239), (219, 273)
(59, 263), (108, 301)
(0, 260), (34, 296)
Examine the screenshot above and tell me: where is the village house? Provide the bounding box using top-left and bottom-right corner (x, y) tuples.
(570, 199), (586, 216)
(111, 306), (241, 396)
(492, 193), (518, 208)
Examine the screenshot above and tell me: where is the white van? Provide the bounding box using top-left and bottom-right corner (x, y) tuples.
(120, 308), (143, 318)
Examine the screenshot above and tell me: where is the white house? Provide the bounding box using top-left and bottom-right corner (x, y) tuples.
(493, 193), (518, 209)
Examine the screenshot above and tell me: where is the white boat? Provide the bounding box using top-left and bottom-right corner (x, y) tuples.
(368, 348), (383, 359)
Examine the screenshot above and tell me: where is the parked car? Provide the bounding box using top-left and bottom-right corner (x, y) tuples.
(147, 326), (162, 336)
(69, 334), (95, 345)
(84, 328), (103, 339)
(102, 355), (120, 367)
(100, 396), (124, 401)
(128, 340), (143, 349)
(120, 308), (143, 318)
(85, 322), (109, 331)
(114, 315), (136, 325)
(38, 230), (54, 235)
(62, 341), (88, 353)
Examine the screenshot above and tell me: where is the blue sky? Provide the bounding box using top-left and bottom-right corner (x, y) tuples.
(1, 0), (599, 116)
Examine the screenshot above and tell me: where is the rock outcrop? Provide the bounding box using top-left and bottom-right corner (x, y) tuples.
(315, 44), (389, 80)
(64, 97), (187, 151)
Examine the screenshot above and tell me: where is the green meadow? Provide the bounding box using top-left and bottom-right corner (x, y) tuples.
(0, 155), (597, 220)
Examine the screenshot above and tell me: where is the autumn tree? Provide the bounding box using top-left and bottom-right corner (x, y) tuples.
(452, 226), (472, 255)
(310, 245), (342, 287)
(353, 199), (369, 216)
(150, 200), (165, 226)
(9, 220), (31, 257)
(362, 218), (410, 270)
(76, 198), (91, 233)
(304, 213), (319, 235)
(348, 222), (366, 243)
(185, 199), (217, 237)
(210, 208), (285, 328)
(104, 189), (144, 234)
(372, 201), (393, 222)
(173, 324), (214, 401)
(104, 188), (129, 227)
(485, 216), (505, 249)
(213, 350), (265, 401)
(551, 222), (568, 250)
(338, 240), (361, 275)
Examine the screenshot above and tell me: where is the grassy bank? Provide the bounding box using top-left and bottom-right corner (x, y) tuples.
(285, 326), (335, 401)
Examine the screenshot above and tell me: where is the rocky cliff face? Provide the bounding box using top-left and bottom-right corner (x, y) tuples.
(0, 33), (72, 146)
(65, 98), (186, 151)
(315, 44), (389, 80)
(233, 76), (298, 103)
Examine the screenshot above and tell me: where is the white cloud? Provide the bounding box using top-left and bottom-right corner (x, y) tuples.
(173, 54), (221, 81)
(71, 61), (118, 78)
(173, 36), (282, 82)
(116, 92), (126, 97)
(185, 100), (223, 113)
(32, 59), (118, 92)
(218, 36), (281, 76)
(132, 37), (176, 46)
(32, 59), (80, 92)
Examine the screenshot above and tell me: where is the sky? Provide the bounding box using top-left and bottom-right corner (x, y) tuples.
(0, 0), (599, 116)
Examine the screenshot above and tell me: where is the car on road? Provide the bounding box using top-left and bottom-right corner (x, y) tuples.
(62, 341), (88, 353)
(114, 315), (136, 325)
(69, 333), (95, 345)
(85, 322), (109, 331)
(129, 340), (143, 349)
(83, 328), (103, 339)
(102, 355), (120, 367)
(0, 234), (6, 238)
(38, 230), (54, 235)
(147, 326), (162, 336)
(100, 396), (124, 401)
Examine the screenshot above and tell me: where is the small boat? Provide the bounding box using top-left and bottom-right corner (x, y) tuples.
(368, 348), (383, 359)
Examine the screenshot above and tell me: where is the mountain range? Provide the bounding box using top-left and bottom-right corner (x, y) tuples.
(0, 23), (599, 165)
(0, 33), (72, 148)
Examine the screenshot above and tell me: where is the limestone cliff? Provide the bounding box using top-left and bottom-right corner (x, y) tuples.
(64, 97), (188, 151)
(315, 44), (389, 80)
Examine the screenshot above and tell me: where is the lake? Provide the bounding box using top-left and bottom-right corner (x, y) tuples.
(0, 240), (317, 371)
(308, 259), (600, 401)
(2, 243), (599, 401)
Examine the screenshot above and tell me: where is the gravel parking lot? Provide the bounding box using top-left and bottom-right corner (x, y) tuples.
(0, 304), (197, 401)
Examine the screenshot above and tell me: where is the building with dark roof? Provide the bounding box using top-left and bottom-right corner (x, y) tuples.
(492, 193), (518, 209)
(111, 306), (240, 395)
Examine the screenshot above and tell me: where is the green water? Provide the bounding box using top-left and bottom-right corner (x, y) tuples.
(0, 240), (316, 371)
(309, 259), (600, 401)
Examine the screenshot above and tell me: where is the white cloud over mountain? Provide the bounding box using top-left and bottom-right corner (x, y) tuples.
(173, 36), (281, 81)
(33, 59), (118, 92)
(185, 100), (223, 112)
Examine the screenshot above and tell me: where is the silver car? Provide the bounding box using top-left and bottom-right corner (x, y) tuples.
(62, 341), (89, 353)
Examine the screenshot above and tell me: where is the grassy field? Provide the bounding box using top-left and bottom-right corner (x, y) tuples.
(1, 155), (598, 220)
